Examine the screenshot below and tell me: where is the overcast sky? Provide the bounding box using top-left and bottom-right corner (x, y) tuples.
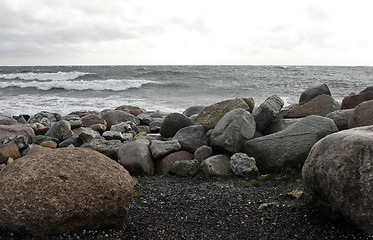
(1, 0), (372, 66)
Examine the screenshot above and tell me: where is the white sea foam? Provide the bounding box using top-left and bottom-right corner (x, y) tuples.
(0, 71), (89, 81)
(0, 79), (154, 91)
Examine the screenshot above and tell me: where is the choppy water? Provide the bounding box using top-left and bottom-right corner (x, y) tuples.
(0, 65), (372, 116)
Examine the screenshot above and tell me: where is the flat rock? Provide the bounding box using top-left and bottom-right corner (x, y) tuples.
(149, 140), (181, 159)
(0, 148), (135, 236)
(210, 108), (256, 153)
(194, 98), (250, 130)
(244, 115), (338, 173)
(302, 126), (373, 234)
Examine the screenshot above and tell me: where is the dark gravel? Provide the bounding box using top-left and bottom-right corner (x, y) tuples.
(1, 174), (372, 240)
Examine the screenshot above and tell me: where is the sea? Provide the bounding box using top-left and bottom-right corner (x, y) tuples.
(0, 65), (372, 117)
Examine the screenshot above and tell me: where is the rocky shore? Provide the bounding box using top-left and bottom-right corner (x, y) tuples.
(2, 84), (373, 238)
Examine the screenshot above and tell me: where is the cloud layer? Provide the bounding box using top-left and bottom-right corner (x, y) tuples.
(1, 0), (372, 65)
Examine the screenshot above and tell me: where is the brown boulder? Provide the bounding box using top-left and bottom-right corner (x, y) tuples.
(0, 148), (136, 236)
(194, 98), (250, 130)
(155, 150), (194, 175)
(81, 114), (107, 128)
(0, 143), (21, 164)
(285, 94), (340, 118)
(115, 105), (146, 116)
(89, 123), (106, 134)
(341, 87), (373, 109)
(40, 140), (57, 149)
(0, 125), (35, 142)
(26, 145), (53, 155)
(348, 100), (373, 128)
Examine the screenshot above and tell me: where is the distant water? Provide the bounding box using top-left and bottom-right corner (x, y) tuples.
(0, 65), (372, 116)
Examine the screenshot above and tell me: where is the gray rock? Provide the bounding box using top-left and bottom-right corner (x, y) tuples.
(182, 106), (205, 117)
(244, 115), (338, 173)
(200, 155), (233, 177)
(348, 100), (373, 128)
(110, 122), (132, 133)
(230, 153), (259, 178)
(103, 131), (125, 141)
(148, 110), (168, 119)
(326, 109), (354, 130)
(302, 126), (373, 234)
(137, 114), (153, 126)
(45, 120), (71, 143)
(253, 95), (284, 132)
(194, 145), (213, 161)
(28, 111), (61, 126)
(118, 141), (154, 175)
(195, 98), (250, 130)
(78, 128), (100, 143)
(58, 135), (83, 148)
(149, 119), (163, 133)
(81, 139), (124, 160)
(101, 110), (140, 129)
(210, 108), (256, 153)
(299, 84), (331, 105)
(172, 125), (207, 153)
(170, 159), (200, 177)
(149, 140), (181, 159)
(62, 115), (82, 129)
(160, 113), (193, 138)
(263, 118), (301, 135)
(155, 151), (194, 175)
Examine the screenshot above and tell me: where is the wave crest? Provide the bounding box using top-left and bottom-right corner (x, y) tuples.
(0, 71), (90, 81)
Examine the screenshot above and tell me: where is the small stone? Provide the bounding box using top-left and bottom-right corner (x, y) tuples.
(287, 189), (304, 199)
(40, 141), (57, 149)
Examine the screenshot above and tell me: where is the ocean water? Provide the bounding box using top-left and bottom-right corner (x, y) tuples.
(0, 65), (372, 117)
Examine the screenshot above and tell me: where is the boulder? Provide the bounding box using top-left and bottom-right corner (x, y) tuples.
(0, 125), (35, 142)
(45, 120), (71, 143)
(115, 105), (146, 116)
(81, 114), (107, 128)
(230, 153), (259, 178)
(0, 143), (21, 164)
(285, 94), (340, 118)
(302, 126), (373, 234)
(101, 110), (140, 129)
(182, 106), (205, 117)
(155, 150), (194, 175)
(194, 98), (250, 130)
(348, 100), (373, 128)
(40, 140), (58, 149)
(200, 155), (233, 177)
(118, 141), (154, 175)
(149, 119), (163, 133)
(194, 145), (213, 161)
(263, 118), (300, 135)
(210, 108), (256, 153)
(58, 135), (83, 148)
(172, 125), (207, 153)
(89, 123), (106, 134)
(68, 111), (100, 118)
(0, 116), (16, 125)
(243, 115), (338, 173)
(253, 95), (284, 132)
(78, 127), (100, 143)
(170, 159), (200, 177)
(103, 131), (133, 141)
(62, 115), (82, 129)
(148, 110), (168, 119)
(160, 113), (193, 138)
(326, 109), (354, 130)
(28, 111), (61, 126)
(341, 87), (373, 109)
(0, 148), (135, 236)
(149, 140), (181, 159)
(81, 139), (124, 160)
(110, 122), (132, 133)
(299, 84), (331, 105)
(137, 114), (153, 126)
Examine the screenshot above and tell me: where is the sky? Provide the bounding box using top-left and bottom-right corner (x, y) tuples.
(0, 0), (372, 66)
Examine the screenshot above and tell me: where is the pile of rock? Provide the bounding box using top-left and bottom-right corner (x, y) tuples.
(2, 84), (373, 235)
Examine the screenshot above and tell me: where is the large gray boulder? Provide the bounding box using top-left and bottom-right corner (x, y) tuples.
(326, 109), (354, 130)
(160, 113), (193, 138)
(170, 159), (200, 177)
(253, 95), (284, 132)
(299, 84), (331, 105)
(0, 148), (135, 236)
(194, 145), (213, 161)
(194, 98), (250, 130)
(101, 110), (140, 129)
(230, 153), (259, 178)
(149, 140), (181, 159)
(81, 139), (124, 160)
(243, 115), (338, 173)
(348, 100), (373, 129)
(210, 108), (256, 154)
(118, 141), (154, 175)
(45, 120), (71, 143)
(200, 155), (233, 177)
(172, 125), (207, 153)
(78, 127), (100, 143)
(302, 126), (373, 234)
(263, 118), (300, 135)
